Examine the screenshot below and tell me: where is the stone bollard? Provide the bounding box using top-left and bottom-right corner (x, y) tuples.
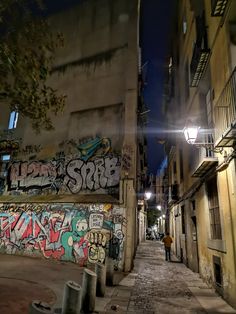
(95, 262), (106, 297)
(81, 268), (97, 313)
(62, 281), (82, 314)
(106, 257), (114, 286)
(29, 301), (53, 314)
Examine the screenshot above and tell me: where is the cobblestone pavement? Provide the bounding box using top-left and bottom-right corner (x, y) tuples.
(127, 241), (207, 314)
(96, 241), (236, 314)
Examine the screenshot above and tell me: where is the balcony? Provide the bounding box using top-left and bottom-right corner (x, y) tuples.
(190, 44), (210, 87)
(211, 0), (229, 17)
(190, 14), (210, 87)
(168, 183), (179, 204)
(192, 135), (218, 177)
(214, 67), (236, 148)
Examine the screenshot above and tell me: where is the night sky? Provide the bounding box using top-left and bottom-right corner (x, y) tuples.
(140, 0), (173, 175)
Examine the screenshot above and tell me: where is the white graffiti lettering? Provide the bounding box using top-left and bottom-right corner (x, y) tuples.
(65, 157), (120, 194)
(8, 156), (120, 194)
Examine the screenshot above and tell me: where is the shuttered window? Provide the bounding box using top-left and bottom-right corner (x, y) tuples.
(206, 176), (222, 239)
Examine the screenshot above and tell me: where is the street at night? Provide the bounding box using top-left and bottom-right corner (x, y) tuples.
(0, 0), (236, 313)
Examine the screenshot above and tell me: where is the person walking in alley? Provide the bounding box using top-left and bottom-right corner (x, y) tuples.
(162, 232), (172, 261)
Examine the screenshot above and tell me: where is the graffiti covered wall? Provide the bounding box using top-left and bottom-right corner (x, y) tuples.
(4, 136), (121, 196)
(8, 156), (120, 194)
(0, 203), (125, 269)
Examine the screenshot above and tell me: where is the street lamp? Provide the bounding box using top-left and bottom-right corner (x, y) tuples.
(157, 205), (161, 211)
(183, 125), (223, 153)
(183, 126), (200, 144)
(144, 190), (152, 200)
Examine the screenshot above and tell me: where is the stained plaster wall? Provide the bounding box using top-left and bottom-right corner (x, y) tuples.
(0, 0), (140, 271)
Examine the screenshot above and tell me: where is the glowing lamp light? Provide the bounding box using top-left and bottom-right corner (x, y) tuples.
(144, 191), (152, 200)
(157, 205), (161, 211)
(183, 126), (200, 144)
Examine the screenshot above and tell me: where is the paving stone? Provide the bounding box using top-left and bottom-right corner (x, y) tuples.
(95, 241), (236, 313)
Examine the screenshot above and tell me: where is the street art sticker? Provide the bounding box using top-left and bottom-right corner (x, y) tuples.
(122, 144), (133, 172)
(0, 203), (125, 268)
(89, 213), (104, 229)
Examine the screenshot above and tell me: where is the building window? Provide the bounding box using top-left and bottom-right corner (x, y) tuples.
(8, 111), (19, 129)
(0, 154), (11, 177)
(179, 149), (184, 180)
(2, 154), (10, 161)
(183, 13), (187, 35)
(181, 205), (185, 234)
(213, 255), (222, 287)
(206, 89), (213, 126)
(173, 161), (177, 174)
(185, 61), (190, 101)
(206, 176), (222, 239)
(191, 200), (196, 211)
(139, 143), (143, 155)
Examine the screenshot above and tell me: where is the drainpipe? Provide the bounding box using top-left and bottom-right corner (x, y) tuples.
(225, 170), (236, 278)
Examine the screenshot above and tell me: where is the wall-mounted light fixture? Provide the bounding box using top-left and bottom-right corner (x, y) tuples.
(183, 125), (223, 153)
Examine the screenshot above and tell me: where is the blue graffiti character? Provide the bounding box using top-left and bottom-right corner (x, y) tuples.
(61, 213), (88, 261)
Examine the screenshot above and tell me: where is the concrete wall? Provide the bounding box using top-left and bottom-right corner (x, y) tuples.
(0, 0), (140, 271)
(2, 0), (138, 182)
(0, 202), (125, 269)
(0, 0), (139, 196)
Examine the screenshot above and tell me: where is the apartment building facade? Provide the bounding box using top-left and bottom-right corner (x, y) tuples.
(162, 0), (236, 307)
(0, 0), (143, 272)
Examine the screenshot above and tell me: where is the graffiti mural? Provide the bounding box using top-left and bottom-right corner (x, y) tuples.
(122, 144), (133, 172)
(0, 203), (125, 268)
(6, 137), (121, 195)
(8, 156), (120, 194)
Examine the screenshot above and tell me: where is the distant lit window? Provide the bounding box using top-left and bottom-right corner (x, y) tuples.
(1, 154), (11, 161)
(183, 12), (187, 35)
(8, 111), (19, 129)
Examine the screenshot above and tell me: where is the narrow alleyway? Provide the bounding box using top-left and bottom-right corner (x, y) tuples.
(128, 240), (206, 313)
(96, 241), (236, 314)
(0, 241), (235, 313)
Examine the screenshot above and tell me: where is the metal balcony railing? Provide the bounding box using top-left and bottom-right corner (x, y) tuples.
(191, 135), (218, 177)
(211, 0), (229, 17)
(214, 67), (236, 147)
(190, 44), (210, 87)
(190, 13), (210, 87)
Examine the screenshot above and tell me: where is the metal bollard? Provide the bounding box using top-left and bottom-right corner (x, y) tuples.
(95, 262), (106, 297)
(81, 268), (97, 313)
(62, 281), (81, 314)
(29, 301), (53, 314)
(106, 257), (114, 286)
